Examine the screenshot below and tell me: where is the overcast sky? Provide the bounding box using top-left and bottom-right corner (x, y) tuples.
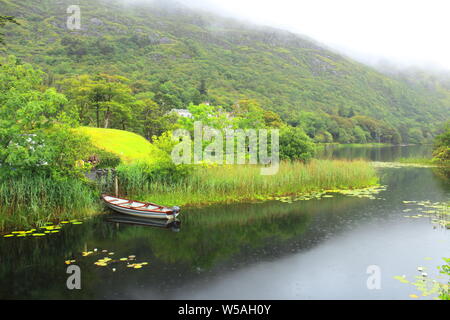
(175, 0), (450, 71)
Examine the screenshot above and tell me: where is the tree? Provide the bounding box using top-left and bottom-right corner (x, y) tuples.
(61, 36), (88, 60)
(60, 74), (135, 128)
(0, 56), (91, 178)
(231, 99), (266, 129)
(0, 16), (19, 45)
(153, 80), (184, 111)
(59, 74), (95, 124)
(353, 126), (368, 144)
(433, 122), (450, 162)
(136, 97), (178, 140)
(198, 79), (208, 96)
(279, 126), (315, 162)
(263, 111), (285, 128)
(178, 103), (232, 132)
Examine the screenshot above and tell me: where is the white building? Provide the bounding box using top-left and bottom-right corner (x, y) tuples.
(169, 109), (193, 118)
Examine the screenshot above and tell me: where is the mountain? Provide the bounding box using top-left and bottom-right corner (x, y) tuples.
(1, 0), (450, 143)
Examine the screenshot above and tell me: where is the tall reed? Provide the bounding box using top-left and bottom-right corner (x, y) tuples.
(0, 175), (99, 231)
(120, 159), (378, 207)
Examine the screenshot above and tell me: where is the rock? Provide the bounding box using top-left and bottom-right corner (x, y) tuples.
(159, 37), (173, 44)
(90, 18), (104, 26)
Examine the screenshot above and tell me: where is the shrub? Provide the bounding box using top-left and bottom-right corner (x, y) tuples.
(279, 126), (315, 162)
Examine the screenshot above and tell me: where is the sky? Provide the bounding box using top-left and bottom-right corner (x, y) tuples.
(173, 0), (450, 71)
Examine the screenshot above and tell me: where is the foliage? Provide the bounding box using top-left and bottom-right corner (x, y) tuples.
(59, 74), (136, 129)
(1, 0), (448, 144)
(0, 15), (19, 45)
(0, 56), (91, 179)
(177, 103), (232, 131)
(91, 148), (121, 169)
(438, 258), (450, 300)
(279, 126), (315, 161)
(433, 122), (450, 162)
(116, 160), (192, 198)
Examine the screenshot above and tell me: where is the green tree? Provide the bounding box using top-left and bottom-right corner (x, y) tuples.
(0, 16), (19, 45)
(231, 99), (266, 129)
(0, 56), (90, 178)
(136, 97), (178, 140)
(433, 122), (450, 162)
(60, 74), (136, 128)
(279, 126), (315, 162)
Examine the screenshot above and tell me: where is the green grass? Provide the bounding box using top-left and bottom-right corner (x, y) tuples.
(75, 127), (166, 165)
(398, 157), (450, 166)
(398, 157), (434, 164)
(0, 176), (99, 232)
(121, 159), (379, 207)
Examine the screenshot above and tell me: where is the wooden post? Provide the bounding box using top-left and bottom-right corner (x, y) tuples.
(114, 174), (119, 197)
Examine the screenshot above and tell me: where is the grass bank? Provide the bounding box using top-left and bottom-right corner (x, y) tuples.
(398, 158), (450, 167)
(0, 158), (378, 232)
(0, 176), (100, 232)
(121, 159), (379, 207)
(75, 126), (166, 164)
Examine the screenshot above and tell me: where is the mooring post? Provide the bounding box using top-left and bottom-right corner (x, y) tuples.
(114, 174), (119, 197)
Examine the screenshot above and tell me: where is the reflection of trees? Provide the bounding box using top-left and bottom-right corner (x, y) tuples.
(432, 167), (450, 190)
(115, 201), (315, 269)
(317, 145), (433, 162)
(0, 222), (107, 299)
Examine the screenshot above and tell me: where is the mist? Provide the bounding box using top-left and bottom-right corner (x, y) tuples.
(117, 0), (450, 73)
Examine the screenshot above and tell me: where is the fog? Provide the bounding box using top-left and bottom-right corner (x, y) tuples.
(120, 0), (450, 72)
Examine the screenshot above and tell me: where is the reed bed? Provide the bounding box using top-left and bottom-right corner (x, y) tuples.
(0, 159), (377, 231)
(0, 176), (99, 231)
(130, 159), (378, 207)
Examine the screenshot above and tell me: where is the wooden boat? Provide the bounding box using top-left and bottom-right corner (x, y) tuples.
(101, 195), (180, 220)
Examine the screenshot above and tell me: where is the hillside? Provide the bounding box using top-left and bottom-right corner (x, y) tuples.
(1, 0), (450, 143)
(76, 127), (166, 164)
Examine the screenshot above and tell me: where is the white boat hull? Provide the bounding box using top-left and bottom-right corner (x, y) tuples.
(102, 195), (180, 220)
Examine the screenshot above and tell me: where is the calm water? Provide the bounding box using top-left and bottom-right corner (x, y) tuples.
(0, 145), (448, 300)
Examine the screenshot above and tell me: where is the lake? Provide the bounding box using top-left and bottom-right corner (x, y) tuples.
(0, 145), (448, 300)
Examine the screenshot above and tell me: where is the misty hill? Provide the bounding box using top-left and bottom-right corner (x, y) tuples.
(2, 0), (450, 143)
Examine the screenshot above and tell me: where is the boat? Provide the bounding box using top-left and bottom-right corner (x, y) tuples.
(101, 194), (180, 220)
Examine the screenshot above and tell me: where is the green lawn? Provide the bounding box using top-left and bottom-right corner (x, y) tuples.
(75, 127), (166, 165)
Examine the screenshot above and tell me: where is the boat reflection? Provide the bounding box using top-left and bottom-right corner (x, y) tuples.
(105, 214), (181, 232)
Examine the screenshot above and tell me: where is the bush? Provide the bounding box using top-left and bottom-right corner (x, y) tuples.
(92, 149), (122, 169)
(279, 126), (315, 162)
(433, 122), (450, 162)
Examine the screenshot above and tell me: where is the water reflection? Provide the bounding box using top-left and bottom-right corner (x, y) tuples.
(318, 144), (433, 161)
(105, 215), (181, 232)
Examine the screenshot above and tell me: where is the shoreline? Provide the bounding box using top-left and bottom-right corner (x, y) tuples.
(1, 159), (379, 233)
(1, 182), (381, 235)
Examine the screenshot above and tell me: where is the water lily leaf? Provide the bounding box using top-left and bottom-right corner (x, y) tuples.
(393, 276), (410, 284)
